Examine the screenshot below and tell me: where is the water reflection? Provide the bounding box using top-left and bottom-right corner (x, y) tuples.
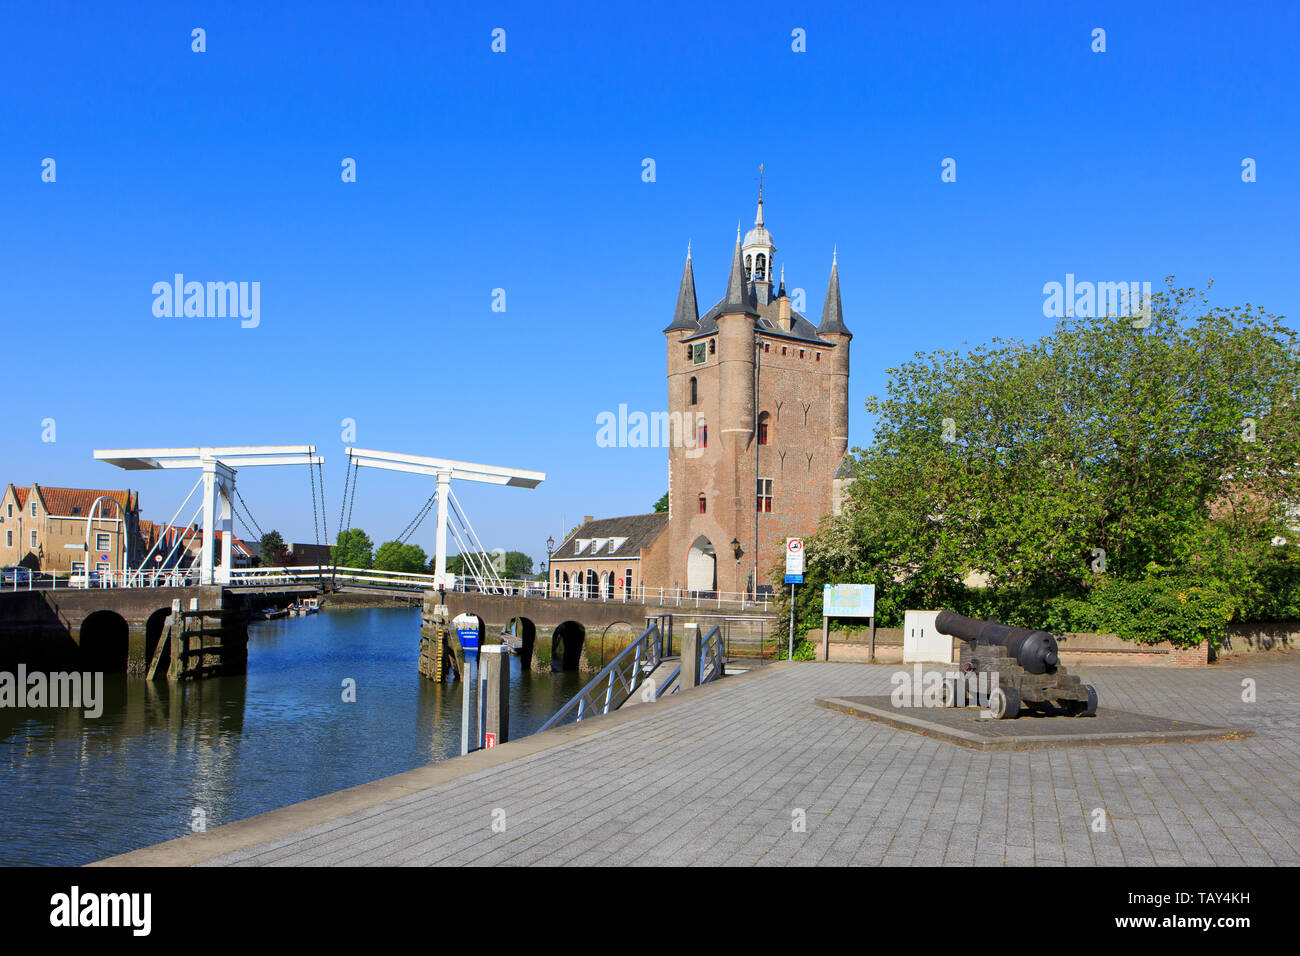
(0, 608), (586, 866)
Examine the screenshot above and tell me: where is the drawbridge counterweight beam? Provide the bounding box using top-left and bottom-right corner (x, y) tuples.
(345, 448), (544, 589)
(94, 445), (324, 586)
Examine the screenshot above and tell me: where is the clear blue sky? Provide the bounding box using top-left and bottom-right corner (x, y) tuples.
(2, 1), (1297, 566)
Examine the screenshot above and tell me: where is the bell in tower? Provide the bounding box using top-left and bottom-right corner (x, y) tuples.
(741, 166), (775, 298)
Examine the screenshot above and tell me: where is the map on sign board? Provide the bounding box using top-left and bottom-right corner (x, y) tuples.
(822, 584), (876, 617)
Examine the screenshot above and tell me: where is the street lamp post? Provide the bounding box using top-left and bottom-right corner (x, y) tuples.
(545, 536), (554, 597)
(83, 496), (118, 588)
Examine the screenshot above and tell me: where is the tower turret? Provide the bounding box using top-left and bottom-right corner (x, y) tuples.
(817, 248), (852, 457)
(741, 179), (775, 302)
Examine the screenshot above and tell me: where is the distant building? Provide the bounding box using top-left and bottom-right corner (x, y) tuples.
(547, 513), (668, 599)
(148, 525), (253, 571)
(283, 542), (332, 567)
(0, 484), (143, 574)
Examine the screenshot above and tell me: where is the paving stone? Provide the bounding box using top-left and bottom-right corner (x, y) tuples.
(193, 658), (1297, 867)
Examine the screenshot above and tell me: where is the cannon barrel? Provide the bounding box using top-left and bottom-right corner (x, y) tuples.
(935, 610), (1060, 675)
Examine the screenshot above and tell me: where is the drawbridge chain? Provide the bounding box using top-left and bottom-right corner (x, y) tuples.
(308, 450), (321, 546)
(233, 486), (266, 542)
(395, 487), (438, 545)
(317, 457), (329, 547)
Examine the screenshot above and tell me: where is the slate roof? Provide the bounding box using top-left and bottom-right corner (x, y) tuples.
(686, 285), (830, 344)
(664, 248), (700, 333)
(550, 512), (668, 561)
(818, 257), (850, 336)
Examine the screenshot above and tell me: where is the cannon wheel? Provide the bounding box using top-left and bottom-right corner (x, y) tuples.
(1081, 684), (1098, 717)
(986, 686), (1021, 720)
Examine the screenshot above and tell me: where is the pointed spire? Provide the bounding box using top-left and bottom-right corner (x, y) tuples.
(664, 243), (700, 333)
(817, 249), (850, 336)
(724, 228), (757, 316)
(777, 263), (786, 298)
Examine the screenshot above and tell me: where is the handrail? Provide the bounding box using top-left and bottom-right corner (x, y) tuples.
(700, 624), (724, 684)
(538, 623), (661, 732)
(655, 664), (681, 699)
(10, 562), (778, 612)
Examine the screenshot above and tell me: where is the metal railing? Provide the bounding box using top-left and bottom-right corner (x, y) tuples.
(1, 568), (201, 591)
(4, 562), (780, 612)
(537, 623), (663, 732)
(700, 625), (725, 684)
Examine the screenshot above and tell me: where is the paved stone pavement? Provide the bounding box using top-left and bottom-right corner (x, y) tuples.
(204, 655), (1300, 866)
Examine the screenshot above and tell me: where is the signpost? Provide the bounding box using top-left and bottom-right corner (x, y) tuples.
(785, 538), (804, 659)
(821, 583), (877, 662)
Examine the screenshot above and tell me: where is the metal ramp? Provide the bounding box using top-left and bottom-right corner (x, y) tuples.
(618, 657), (681, 709)
(539, 619), (727, 730)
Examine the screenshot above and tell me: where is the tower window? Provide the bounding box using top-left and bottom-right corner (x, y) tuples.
(744, 255), (752, 280)
(799, 349), (805, 359)
(685, 344), (692, 360)
(816, 352), (821, 362)
(755, 253), (766, 280)
(698, 494), (707, 514)
(758, 412), (770, 445)
(781, 346), (787, 355)
(708, 338), (715, 354)
(756, 478), (773, 513)
(688, 376), (698, 405)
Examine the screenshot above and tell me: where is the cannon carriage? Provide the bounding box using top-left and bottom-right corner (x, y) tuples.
(934, 610), (1098, 719)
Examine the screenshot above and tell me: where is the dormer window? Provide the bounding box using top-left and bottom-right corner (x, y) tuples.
(574, 539), (590, 554)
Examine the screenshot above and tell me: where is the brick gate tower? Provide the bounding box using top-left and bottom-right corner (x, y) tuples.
(663, 183), (851, 596)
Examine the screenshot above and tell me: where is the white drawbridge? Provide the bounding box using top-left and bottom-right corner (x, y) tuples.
(94, 446), (325, 586)
(343, 448), (544, 590)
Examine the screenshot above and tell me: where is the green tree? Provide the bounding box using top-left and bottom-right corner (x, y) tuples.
(653, 491), (668, 513)
(373, 540), (429, 573)
(259, 530), (286, 567)
(443, 551), (534, 577)
(777, 283), (1300, 644)
(332, 528), (374, 569)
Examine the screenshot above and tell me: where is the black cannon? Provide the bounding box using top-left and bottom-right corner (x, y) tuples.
(934, 610), (1098, 719)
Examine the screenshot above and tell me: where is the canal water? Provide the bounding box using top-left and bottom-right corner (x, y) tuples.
(0, 607), (587, 866)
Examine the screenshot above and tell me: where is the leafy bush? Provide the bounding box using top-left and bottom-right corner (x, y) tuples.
(1042, 577), (1237, 648)
(792, 640), (817, 661)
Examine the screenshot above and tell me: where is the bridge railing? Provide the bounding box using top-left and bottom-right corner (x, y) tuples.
(6, 563), (777, 610)
(538, 623), (663, 732)
(469, 577), (774, 611)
